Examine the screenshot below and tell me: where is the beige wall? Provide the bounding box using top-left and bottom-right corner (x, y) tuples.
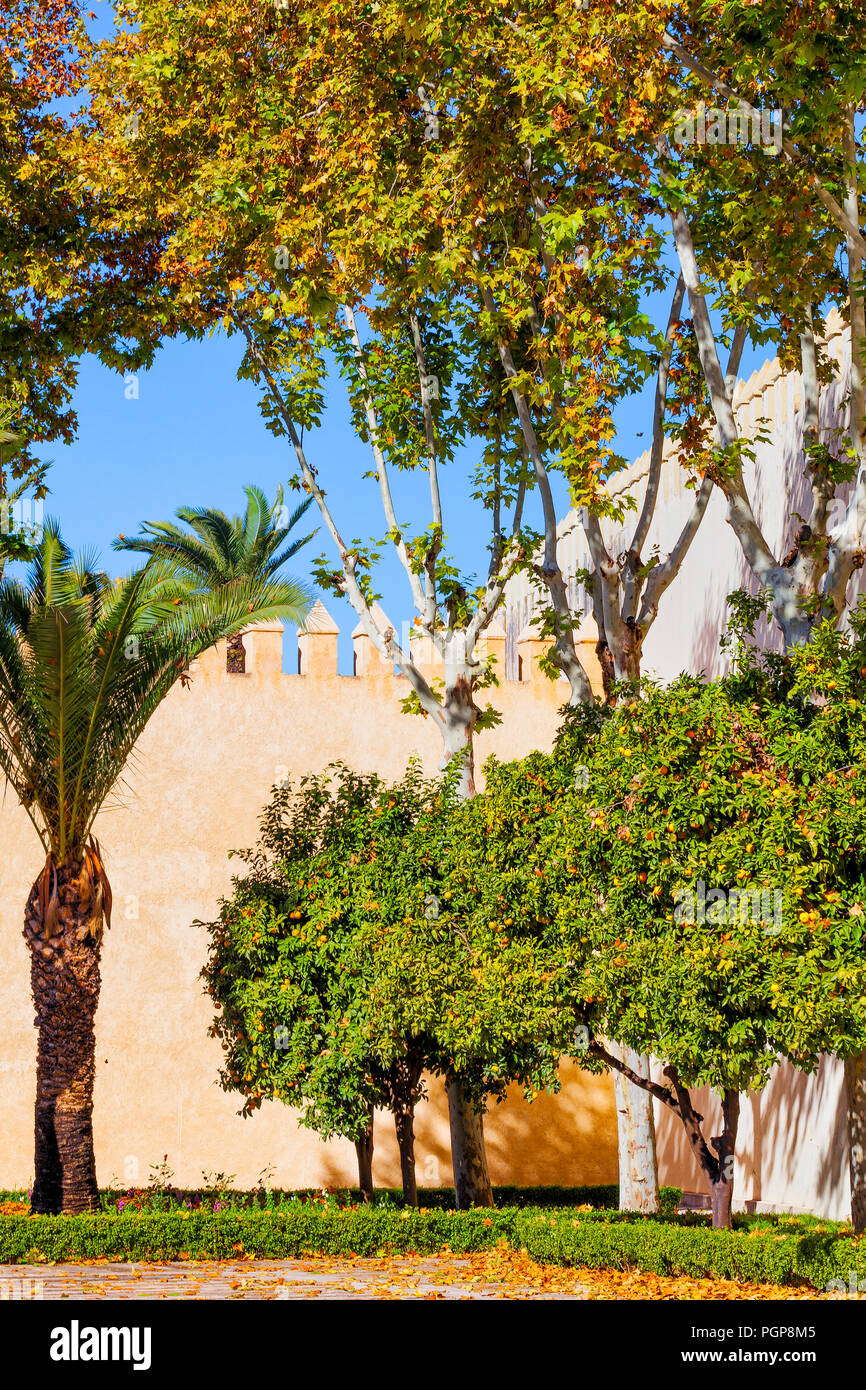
(0, 627), (618, 1193)
(1, 332), (858, 1213)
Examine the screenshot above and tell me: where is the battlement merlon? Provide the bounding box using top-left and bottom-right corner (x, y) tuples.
(351, 603), (397, 678)
(188, 603), (564, 687)
(517, 613), (604, 697)
(298, 598), (339, 676)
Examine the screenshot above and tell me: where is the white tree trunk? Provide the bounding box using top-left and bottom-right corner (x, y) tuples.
(434, 641), (494, 1206)
(437, 636), (480, 798)
(841, 120), (866, 1238)
(610, 1043), (660, 1213)
(241, 305), (506, 1212)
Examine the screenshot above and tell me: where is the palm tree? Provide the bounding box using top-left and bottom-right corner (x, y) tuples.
(0, 522), (314, 1214)
(116, 485), (316, 670)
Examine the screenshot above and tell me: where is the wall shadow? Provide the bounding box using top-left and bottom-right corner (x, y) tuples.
(655, 1057), (850, 1219)
(317, 1061), (618, 1194)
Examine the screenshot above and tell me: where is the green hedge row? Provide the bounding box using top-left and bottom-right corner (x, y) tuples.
(1, 1183), (675, 1212)
(0, 1205), (860, 1289)
(522, 1213), (863, 1290)
(395, 1184), (683, 1212)
(0, 1208), (514, 1263)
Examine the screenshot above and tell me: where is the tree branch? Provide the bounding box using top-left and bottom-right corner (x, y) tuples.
(343, 304), (429, 618)
(630, 272), (686, 561)
(582, 509), (632, 678)
(232, 310), (445, 717)
(408, 307), (444, 636)
(658, 152), (779, 584)
(662, 1063), (720, 1180)
(799, 306), (834, 546)
(638, 473), (713, 632)
(588, 1039), (680, 1111)
(824, 113), (866, 614)
(638, 321), (748, 632)
(409, 308), (443, 531)
(467, 471), (528, 646)
(476, 276), (593, 702)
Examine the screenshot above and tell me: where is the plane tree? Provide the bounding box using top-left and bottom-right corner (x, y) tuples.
(0, 0), (170, 523)
(649, 3), (866, 648)
(79, 0), (671, 1204)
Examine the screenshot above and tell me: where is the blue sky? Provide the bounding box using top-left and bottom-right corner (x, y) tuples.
(25, 5), (771, 673)
(40, 321), (768, 674)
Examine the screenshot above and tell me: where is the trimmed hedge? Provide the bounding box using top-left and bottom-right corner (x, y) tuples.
(0, 1208), (515, 1263)
(407, 1184), (683, 1212)
(521, 1212), (865, 1290)
(0, 1204), (860, 1289)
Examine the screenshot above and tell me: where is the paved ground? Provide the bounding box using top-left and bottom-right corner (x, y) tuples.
(0, 1252), (823, 1301)
(0, 1255), (585, 1300)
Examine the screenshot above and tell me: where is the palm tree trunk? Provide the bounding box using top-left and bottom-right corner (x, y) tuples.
(24, 860), (102, 1215)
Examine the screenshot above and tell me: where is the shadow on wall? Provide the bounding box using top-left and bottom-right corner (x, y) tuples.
(682, 356), (866, 683)
(318, 1062), (619, 1193)
(655, 1057), (850, 1219)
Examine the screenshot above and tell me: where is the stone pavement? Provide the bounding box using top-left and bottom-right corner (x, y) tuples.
(0, 1255), (587, 1300)
(0, 1252), (825, 1301)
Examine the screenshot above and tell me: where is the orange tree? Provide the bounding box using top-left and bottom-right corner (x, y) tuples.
(202, 764), (442, 1206)
(201, 758), (573, 1207)
(448, 607), (866, 1229)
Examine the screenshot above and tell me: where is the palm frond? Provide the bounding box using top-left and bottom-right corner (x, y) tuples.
(241, 485), (270, 551)
(0, 521), (314, 859)
(115, 484), (316, 617)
